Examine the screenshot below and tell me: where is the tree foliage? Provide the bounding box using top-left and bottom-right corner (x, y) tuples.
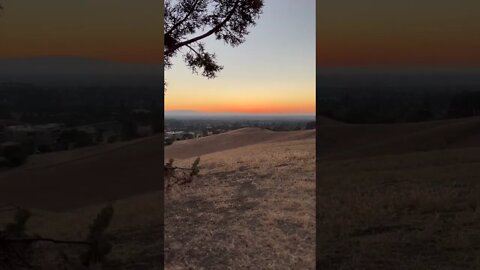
(305, 121), (316, 130)
(164, 0), (264, 79)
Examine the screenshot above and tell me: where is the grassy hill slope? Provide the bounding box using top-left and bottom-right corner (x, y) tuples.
(165, 128), (315, 160)
(0, 136), (163, 211)
(165, 135), (316, 269)
(318, 117), (480, 269)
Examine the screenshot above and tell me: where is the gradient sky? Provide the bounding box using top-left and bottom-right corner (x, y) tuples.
(318, 0), (480, 67)
(0, 0), (163, 64)
(165, 0), (316, 114)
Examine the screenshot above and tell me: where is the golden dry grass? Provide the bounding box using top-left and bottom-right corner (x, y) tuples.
(165, 127), (315, 159)
(318, 117), (480, 270)
(165, 132), (316, 269)
(0, 128), (315, 269)
(0, 135), (164, 268)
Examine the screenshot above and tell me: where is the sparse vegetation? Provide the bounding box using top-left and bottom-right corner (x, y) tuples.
(165, 157), (201, 192)
(164, 129), (315, 269)
(0, 205), (114, 269)
(305, 121), (316, 130)
(164, 137), (174, 146)
(81, 204), (114, 267)
(0, 209), (34, 269)
(317, 71), (480, 124)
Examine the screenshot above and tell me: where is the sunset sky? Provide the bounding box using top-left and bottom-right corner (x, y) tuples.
(318, 0), (480, 67)
(165, 0), (316, 114)
(0, 0), (163, 64)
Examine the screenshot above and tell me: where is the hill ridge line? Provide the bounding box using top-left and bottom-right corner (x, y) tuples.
(14, 136), (161, 173)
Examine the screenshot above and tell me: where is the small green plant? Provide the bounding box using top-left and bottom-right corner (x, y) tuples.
(164, 137), (175, 146)
(190, 157), (201, 178)
(82, 204), (114, 266)
(165, 157), (201, 191)
(0, 205), (115, 269)
(4, 208), (31, 237)
(1, 208), (34, 269)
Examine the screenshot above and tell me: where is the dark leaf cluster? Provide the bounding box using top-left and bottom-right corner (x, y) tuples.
(164, 0), (263, 78)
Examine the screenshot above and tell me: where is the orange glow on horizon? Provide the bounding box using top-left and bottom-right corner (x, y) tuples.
(1, 51), (163, 65)
(317, 1), (480, 67)
(0, 0), (163, 64)
(317, 45), (480, 68)
(165, 1), (315, 115)
(0, 38), (163, 64)
(165, 102), (315, 114)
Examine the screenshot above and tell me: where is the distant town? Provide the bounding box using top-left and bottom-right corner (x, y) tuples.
(164, 118), (316, 145)
(0, 81), (161, 166)
(0, 110), (160, 166)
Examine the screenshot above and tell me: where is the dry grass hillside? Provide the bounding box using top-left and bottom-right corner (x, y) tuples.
(165, 127), (315, 159)
(0, 128), (315, 269)
(165, 128), (316, 269)
(319, 116), (480, 160)
(318, 116), (480, 269)
(0, 136), (163, 210)
(0, 136), (164, 269)
(0, 191), (164, 269)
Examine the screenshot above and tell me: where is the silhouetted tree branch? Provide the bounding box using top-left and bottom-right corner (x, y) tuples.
(164, 0), (263, 79)
(165, 0), (202, 36)
(165, 0), (241, 55)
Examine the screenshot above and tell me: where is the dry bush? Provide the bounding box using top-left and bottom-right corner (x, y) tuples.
(0, 205), (114, 270)
(165, 157), (200, 192)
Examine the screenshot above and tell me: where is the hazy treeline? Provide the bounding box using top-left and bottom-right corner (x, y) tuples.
(165, 119), (315, 133)
(0, 83), (162, 127)
(317, 71), (480, 123)
(319, 89), (480, 124)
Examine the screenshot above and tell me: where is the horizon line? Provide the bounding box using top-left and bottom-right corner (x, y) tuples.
(0, 55), (164, 65)
(316, 65), (480, 71)
(165, 110), (315, 115)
